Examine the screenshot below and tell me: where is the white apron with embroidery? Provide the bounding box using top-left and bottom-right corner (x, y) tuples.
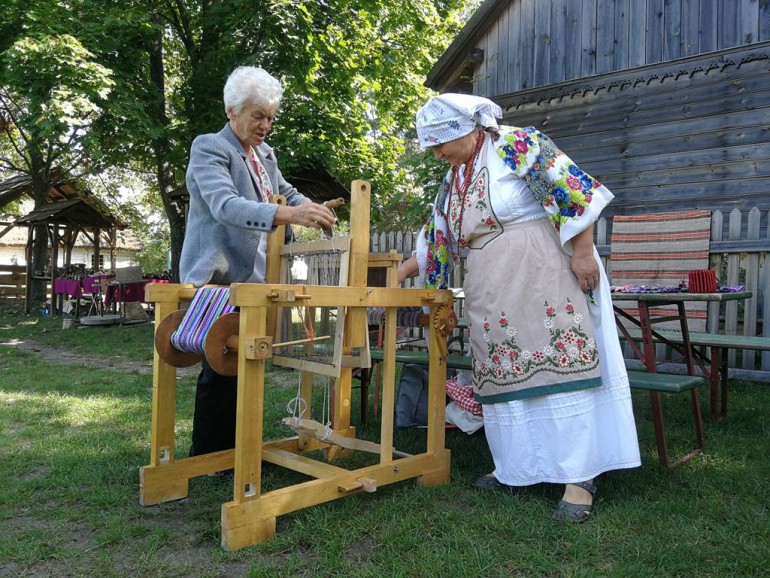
(447, 134), (640, 485)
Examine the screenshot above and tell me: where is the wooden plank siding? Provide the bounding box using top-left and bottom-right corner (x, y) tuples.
(462, 0), (768, 95)
(549, 0), (568, 86)
(762, 0), (770, 41)
(506, 0), (522, 92)
(495, 44), (770, 223)
(580, 0), (598, 78)
(564, 0), (583, 79)
(533, 0), (552, 87)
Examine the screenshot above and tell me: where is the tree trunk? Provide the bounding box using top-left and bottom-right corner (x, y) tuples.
(28, 155), (51, 307)
(29, 223), (49, 307)
(149, 16), (186, 282)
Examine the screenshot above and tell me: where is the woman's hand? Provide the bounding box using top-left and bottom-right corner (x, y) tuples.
(397, 255), (419, 285)
(274, 200), (336, 231)
(570, 226), (599, 293)
(570, 253), (599, 293)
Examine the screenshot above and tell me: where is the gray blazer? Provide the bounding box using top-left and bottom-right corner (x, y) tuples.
(180, 123), (307, 286)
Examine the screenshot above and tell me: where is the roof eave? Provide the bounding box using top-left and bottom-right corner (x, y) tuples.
(425, 0), (512, 91)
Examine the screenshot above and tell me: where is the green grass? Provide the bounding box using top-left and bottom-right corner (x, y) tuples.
(1, 301), (769, 577)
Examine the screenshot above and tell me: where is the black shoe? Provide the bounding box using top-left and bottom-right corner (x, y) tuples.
(553, 480), (598, 523)
(473, 474), (509, 489)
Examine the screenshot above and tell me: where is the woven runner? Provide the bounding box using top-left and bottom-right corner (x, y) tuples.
(610, 210), (711, 330)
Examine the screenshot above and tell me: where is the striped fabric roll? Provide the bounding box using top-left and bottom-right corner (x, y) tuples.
(170, 287), (235, 354)
(610, 210), (711, 330)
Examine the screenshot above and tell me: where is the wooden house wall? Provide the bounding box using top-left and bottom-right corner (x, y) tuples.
(496, 43), (770, 239)
(475, 0), (770, 95)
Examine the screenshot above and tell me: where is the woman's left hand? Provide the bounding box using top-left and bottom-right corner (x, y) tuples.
(571, 253), (599, 294)
(569, 225), (599, 293)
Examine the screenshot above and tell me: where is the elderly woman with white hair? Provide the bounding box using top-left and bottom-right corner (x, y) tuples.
(180, 66), (335, 459)
(399, 93), (641, 522)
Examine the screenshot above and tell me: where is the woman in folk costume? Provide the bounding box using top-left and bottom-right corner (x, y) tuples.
(398, 94), (641, 522)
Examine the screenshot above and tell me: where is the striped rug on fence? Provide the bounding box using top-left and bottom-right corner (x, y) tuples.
(610, 210), (712, 331)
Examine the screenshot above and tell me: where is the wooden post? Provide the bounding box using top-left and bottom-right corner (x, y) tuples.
(264, 195), (287, 339)
(221, 302), (275, 549)
(139, 291), (189, 505)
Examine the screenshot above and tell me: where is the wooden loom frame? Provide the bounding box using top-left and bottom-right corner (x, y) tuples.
(272, 235), (371, 377)
(139, 180), (452, 550)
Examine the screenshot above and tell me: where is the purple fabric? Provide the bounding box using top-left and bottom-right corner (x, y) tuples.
(610, 284), (745, 294)
(367, 306), (424, 327)
(82, 275), (111, 294)
(104, 281), (148, 306)
(53, 279), (83, 298)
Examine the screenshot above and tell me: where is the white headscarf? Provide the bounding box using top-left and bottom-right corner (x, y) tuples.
(415, 93), (502, 148)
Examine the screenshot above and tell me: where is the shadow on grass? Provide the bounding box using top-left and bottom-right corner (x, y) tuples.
(2, 318), (769, 577)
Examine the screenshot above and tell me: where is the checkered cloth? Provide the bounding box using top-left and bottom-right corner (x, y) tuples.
(367, 306), (424, 326)
(446, 374), (482, 416)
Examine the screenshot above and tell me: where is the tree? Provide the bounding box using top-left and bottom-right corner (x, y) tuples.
(2, 0), (478, 283)
(0, 29), (114, 305)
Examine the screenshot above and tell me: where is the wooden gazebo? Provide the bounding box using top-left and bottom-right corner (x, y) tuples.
(15, 199), (122, 313)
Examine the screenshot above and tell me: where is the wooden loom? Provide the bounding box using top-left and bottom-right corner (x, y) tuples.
(140, 180), (453, 550)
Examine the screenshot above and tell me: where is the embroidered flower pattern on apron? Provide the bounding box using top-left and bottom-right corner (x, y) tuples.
(477, 299), (598, 386)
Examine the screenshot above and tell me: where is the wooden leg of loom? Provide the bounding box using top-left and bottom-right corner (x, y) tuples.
(327, 367), (356, 461)
(420, 323), (451, 486)
(221, 305), (273, 549)
(140, 300), (189, 505)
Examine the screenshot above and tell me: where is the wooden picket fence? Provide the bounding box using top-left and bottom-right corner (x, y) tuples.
(0, 264), (26, 299)
(370, 207), (770, 381)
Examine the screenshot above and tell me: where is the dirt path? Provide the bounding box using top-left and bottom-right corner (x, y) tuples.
(1, 338), (299, 385)
(0, 337), (201, 376)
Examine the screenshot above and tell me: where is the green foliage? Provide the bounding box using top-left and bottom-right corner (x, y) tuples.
(0, 0), (480, 273)
(131, 225), (170, 275)
(0, 34), (114, 173)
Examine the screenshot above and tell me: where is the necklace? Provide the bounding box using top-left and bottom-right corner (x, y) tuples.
(450, 130), (485, 258)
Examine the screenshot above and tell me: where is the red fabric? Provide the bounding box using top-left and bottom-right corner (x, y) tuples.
(446, 376), (483, 416)
(104, 281), (149, 306)
(688, 269), (717, 293)
(53, 279), (83, 298)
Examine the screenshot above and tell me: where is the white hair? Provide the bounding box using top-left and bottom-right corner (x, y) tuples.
(223, 66), (284, 115)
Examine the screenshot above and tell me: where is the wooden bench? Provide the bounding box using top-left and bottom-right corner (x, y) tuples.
(625, 370), (706, 468)
(620, 327), (770, 422)
(366, 349), (706, 468)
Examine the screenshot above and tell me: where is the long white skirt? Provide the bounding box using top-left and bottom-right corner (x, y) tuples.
(477, 228), (641, 485)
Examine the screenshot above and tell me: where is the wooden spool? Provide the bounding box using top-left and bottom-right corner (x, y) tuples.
(153, 309), (241, 375)
(202, 313), (328, 376)
(155, 302), (331, 376)
(154, 309), (203, 368)
(204, 312), (241, 377)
